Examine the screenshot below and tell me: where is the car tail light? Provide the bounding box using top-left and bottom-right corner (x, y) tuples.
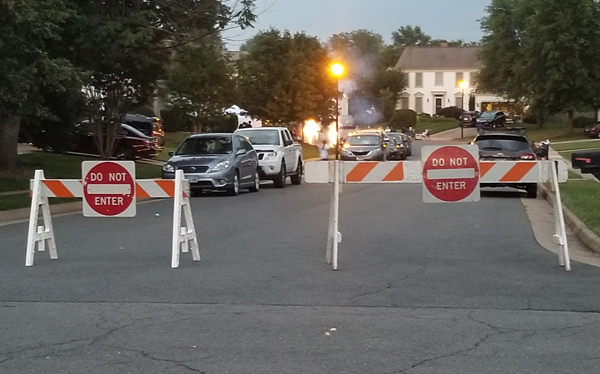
(519, 153), (536, 160)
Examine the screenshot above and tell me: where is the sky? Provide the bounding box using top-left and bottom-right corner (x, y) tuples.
(223, 0), (491, 51)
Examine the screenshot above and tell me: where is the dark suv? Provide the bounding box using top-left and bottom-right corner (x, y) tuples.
(124, 114), (165, 146)
(459, 111), (479, 127)
(472, 131), (538, 198)
(476, 110), (506, 132)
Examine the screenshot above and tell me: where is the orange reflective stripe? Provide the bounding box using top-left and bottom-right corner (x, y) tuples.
(479, 162), (494, 177)
(154, 180), (175, 197)
(382, 162), (404, 181)
(44, 180), (75, 198)
(346, 162), (377, 182)
(500, 162), (536, 182)
(136, 183), (150, 198)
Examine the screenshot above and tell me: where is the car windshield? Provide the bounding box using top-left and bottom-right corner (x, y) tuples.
(237, 130), (279, 145)
(345, 135), (380, 146)
(475, 137), (531, 152)
(176, 137), (232, 155)
(479, 112), (496, 119)
(387, 133), (402, 142)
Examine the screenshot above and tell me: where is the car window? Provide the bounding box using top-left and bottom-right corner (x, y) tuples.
(475, 138), (531, 152)
(240, 137), (254, 152)
(281, 129), (292, 143)
(479, 112), (496, 119)
(345, 135), (381, 146)
(236, 130), (279, 145)
(176, 137), (232, 155)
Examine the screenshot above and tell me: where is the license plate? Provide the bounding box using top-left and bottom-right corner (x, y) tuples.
(356, 157), (365, 161)
(188, 176), (198, 183)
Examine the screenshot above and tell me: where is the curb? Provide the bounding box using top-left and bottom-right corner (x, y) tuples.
(538, 183), (600, 254)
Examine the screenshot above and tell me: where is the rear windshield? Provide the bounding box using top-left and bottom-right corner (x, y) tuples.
(176, 137), (232, 155)
(475, 136), (530, 152)
(479, 111), (497, 119)
(345, 135), (381, 146)
(127, 120), (153, 136)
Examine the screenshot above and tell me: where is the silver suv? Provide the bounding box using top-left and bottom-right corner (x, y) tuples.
(340, 132), (387, 161)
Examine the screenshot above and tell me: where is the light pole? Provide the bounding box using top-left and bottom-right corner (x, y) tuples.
(459, 80), (467, 111)
(330, 63), (344, 160)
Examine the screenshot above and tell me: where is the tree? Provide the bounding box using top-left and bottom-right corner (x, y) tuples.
(0, 0), (82, 170)
(166, 40), (235, 132)
(391, 26), (432, 47)
(236, 29), (336, 125)
(479, 0), (600, 130)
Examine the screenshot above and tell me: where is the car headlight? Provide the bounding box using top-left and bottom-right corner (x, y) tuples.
(162, 163), (174, 172)
(367, 149), (381, 156)
(262, 151), (277, 160)
(341, 149), (353, 156)
(210, 160), (230, 172)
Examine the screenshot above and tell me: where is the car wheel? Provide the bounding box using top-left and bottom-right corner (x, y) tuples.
(290, 159), (302, 185)
(526, 184), (538, 198)
(273, 161), (286, 188)
(248, 169), (260, 192)
(227, 172), (240, 196)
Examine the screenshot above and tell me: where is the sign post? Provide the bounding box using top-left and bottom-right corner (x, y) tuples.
(82, 161), (136, 217)
(422, 145), (480, 203)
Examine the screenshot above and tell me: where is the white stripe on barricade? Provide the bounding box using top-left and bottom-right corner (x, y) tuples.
(26, 170), (199, 268)
(304, 159), (571, 272)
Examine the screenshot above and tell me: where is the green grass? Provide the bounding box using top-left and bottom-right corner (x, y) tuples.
(551, 139), (600, 152)
(560, 179), (600, 237)
(414, 118), (458, 134)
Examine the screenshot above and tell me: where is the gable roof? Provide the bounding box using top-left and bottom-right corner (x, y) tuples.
(395, 46), (481, 71)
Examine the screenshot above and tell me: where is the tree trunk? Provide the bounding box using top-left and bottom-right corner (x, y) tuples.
(0, 112), (21, 170)
(568, 110), (574, 133)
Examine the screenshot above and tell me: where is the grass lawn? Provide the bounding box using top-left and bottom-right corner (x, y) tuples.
(560, 179), (600, 237)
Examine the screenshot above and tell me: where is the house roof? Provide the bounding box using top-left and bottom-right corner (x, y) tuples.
(395, 46), (481, 71)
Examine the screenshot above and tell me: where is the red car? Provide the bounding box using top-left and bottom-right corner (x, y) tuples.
(584, 122), (600, 138)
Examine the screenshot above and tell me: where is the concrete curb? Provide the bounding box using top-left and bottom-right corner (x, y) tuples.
(538, 183), (600, 254)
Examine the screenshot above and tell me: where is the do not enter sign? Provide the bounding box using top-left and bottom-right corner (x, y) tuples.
(82, 161), (136, 217)
(422, 145), (480, 203)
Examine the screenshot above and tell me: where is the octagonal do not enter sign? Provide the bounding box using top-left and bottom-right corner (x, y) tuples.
(422, 145), (480, 203)
(82, 161), (136, 217)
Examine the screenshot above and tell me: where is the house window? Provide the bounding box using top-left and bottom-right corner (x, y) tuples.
(415, 96), (423, 113)
(456, 72), (464, 87)
(456, 96), (464, 110)
(435, 72), (443, 86)
(415, 73), (423, 88)
(470, 73), (478, 87)
(403, 73), (409, 87)
(400, 95), (409, 109)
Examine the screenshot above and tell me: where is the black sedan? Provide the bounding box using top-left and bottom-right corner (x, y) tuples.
(161, 133), (260, 196)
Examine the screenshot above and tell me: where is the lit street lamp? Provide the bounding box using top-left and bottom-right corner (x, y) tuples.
(330, 63), (344, 160)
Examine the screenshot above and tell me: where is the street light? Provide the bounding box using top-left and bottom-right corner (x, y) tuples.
(330, 63), (344, 160)
(458, 80), (468, 111)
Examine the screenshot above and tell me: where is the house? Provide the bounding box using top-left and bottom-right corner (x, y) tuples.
(394, 45), (510, 115)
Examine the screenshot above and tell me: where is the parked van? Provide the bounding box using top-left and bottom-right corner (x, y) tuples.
(124, 114), (165, 146)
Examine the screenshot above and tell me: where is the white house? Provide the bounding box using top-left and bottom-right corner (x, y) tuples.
(394, 46), (510, 115)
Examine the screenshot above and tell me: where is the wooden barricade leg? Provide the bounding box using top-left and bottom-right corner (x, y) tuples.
(171, 170), (200, 268)
(25, 170), (57, 266)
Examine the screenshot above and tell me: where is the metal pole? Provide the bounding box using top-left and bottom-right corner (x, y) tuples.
(335, 78), (339, 160)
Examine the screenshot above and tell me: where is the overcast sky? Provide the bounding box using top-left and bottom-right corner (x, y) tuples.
(223, 0), (490, 51)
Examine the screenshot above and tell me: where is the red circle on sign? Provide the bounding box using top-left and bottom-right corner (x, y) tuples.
(423, 146), (479, 202)
(84, 162), (134, 216)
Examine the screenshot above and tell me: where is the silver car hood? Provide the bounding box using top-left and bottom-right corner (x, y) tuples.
(167, 154), (229, 166)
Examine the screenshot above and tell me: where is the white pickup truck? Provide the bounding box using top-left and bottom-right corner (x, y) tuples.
(235, 127), (303, 188)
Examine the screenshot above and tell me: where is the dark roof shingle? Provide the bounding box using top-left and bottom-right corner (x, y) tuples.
(395, 46), (481, 71)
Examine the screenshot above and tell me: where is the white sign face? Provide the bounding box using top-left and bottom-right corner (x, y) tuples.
(82, 161), (136, 217)
(421, 145), (480, 203)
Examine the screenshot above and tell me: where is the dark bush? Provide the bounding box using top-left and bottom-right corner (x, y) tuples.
(436, 106), (463, 120)
(574, 116), (596, 128)
(522, 111), (538, 124)
(160, 107), (193, 132)
(389, 109), (417, 130)
(207, 114), (238, 133)
(128, 106), (155, 117)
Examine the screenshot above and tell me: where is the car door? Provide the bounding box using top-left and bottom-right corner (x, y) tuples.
(281, 129), (295, 172)
(234, 135), (253, 183)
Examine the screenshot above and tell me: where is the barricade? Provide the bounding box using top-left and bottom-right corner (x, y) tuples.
(305, 159), (570, 271)
(26, 169), (199, 269)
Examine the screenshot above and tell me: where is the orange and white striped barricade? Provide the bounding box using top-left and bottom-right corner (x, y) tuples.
(305, 158), (571, 271)
(26, 169), (199, 268)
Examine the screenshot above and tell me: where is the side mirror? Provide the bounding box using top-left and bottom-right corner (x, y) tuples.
(168, 151), (174, 156)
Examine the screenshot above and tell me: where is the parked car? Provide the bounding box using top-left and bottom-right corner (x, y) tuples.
(471, 131), (538, 198)
(161, 133), (260, 196)
(235, 127), (303, 188)
(124, 114), (165, 146)
(70, 122), (160, 160)
(400, 133), (413, 156)
(459, 111), (479, 127)
(341, 133), (387, 161)
(385, 132), (408, 160)
(584, 122), (600, 138)
(476, 110), (506, 131)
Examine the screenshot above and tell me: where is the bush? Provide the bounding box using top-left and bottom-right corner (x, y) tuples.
(574, 116), (596, 128)
(436, 106), (463, 120)
(389, 109), (417, 130)
(206, 114), (238, 133)
(160, 107), (193, 132)
(418, 112), (431, 119)
(522, 111), (538, 124)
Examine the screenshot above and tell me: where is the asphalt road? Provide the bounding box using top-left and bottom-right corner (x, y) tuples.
(2, 139), (600, 373)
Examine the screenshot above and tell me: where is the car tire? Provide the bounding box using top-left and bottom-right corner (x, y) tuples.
(290, 159), (302, 185)
(248, 169), (260, 192)
(526, 184), (538, 198)
(273, 162), (286, 188)
(227, 172), (240, 196)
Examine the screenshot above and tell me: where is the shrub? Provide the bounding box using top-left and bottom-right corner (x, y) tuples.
(436, 106), (463, 120)
(389, 109), (417, 130)
(160, 107), (193, 132)
(574, 116), (596, 128)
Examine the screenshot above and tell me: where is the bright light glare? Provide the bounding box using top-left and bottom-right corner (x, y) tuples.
(303, 119), (320, 145)
(327, 124), (338, 147)
(331, 63), (344, 77)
